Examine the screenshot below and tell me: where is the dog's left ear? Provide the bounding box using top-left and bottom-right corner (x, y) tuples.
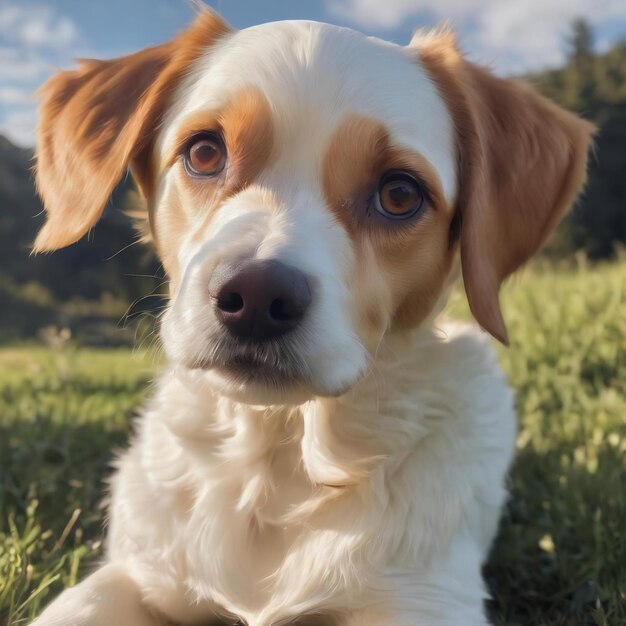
(33, 10), (230, 253)
(414, 32), (595, 344)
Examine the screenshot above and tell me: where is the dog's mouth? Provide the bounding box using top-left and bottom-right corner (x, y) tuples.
(186, 339), (305, 390)
(180, 335), (362, 401)
(219, 353), (300, 387)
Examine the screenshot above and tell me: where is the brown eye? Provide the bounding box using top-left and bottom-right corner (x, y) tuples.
(183, 132), (226, 176)
(376, 171), (425, 219)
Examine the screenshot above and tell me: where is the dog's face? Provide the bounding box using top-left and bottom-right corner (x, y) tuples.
(33, 11), (593, 403)
(155, 21), (459, 400)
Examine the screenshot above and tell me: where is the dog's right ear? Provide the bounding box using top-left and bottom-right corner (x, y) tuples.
(33, 10), (230, 253)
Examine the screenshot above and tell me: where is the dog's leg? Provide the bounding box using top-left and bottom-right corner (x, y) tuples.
(29, 563), (165, 626)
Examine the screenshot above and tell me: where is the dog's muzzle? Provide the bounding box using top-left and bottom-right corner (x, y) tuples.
(188, 258), (312, 387)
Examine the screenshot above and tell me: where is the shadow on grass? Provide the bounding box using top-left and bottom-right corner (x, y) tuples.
(485, 442), (626, 626)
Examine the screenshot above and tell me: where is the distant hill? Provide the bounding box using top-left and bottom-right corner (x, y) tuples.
(0, 136), (161, 343)
(0, 19), (624, 342)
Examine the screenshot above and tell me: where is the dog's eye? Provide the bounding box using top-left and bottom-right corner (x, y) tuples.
(183, 132), (226, 177)
(375, 171), (425, 219)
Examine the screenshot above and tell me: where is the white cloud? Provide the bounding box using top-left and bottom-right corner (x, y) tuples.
(0, 49), (50, 83)
(326, 0), (626, 73)
(0, 4), (79, 49)
(0, 107), (38, 148)
(0, 87), (32, 105)
(0, 4), (83, 147)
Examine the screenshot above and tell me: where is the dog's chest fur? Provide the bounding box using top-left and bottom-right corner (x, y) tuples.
(107, 323), (515, 626)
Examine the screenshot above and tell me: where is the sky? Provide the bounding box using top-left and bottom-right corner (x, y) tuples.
(1, 0), (626, 148)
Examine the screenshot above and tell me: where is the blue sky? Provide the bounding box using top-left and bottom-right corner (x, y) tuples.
(1, 0), (626, 147)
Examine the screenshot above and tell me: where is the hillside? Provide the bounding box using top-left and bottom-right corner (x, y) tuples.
(0, 137), (160, 343)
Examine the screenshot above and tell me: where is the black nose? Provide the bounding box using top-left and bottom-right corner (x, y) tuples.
(209, 260), (312, 341)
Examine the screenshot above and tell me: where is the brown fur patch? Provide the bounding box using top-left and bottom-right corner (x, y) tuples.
(34, 10), (231, 253)
(322, 116), (447, 236)
(152, 88), (275, 280)
(218, 88), (275, 192)
(322, 115), (456, 332)
(416, 31), (594, 342)
(165, 88), (274, 195)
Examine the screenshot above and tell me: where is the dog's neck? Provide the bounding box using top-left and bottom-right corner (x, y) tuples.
(152, 323), (452, 496)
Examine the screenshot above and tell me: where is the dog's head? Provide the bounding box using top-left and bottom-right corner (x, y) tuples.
(33, 10), (593, 402)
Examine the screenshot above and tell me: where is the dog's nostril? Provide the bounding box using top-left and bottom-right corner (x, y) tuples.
(217, 292), (244, 313)
(269, 298), (291, 321)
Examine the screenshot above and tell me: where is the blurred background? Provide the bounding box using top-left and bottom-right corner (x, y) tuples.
(0, 2), (625, 626)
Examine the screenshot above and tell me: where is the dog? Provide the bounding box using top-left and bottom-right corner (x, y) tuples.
(30, 7), (593, 626)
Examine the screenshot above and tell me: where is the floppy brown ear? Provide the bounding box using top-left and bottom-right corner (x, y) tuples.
(416, 33), (595, 343)
(33, 10), (230, 253)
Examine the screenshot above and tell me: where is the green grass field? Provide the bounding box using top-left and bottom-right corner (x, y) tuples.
(1, 261), (625, 626)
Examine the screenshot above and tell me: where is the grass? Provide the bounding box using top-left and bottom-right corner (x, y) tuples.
(1, 260), (625, 625)
(0, 348), (156, 624)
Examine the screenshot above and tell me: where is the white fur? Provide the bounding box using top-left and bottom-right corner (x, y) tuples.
(32, 20), (516, 626)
